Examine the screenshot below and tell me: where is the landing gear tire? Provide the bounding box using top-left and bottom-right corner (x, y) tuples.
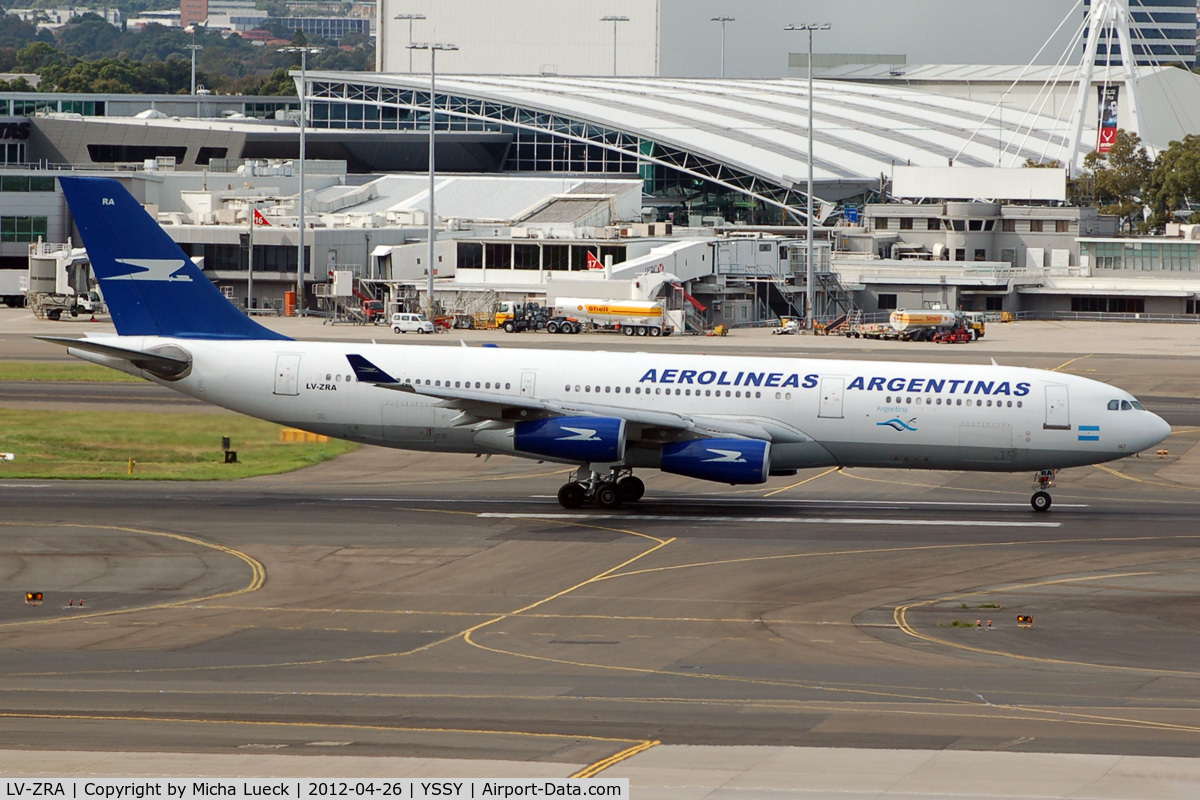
(558, 482), (586, 509)
(595, 483), (622, 509)
(1031, 491), (1052, 512)
(617, 476), (645, 503)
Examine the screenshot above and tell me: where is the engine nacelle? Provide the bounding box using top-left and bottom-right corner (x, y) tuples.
(661, 438), (771, 485)
(513, 416), (626, 463)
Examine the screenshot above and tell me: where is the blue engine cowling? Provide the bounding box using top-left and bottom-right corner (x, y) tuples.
(513, 416), (626, 463)
(661, 438), (771, 484)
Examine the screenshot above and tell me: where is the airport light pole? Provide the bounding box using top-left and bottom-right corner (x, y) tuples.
(711, 16), (734, 78)
(394, 13), (425, 73)
(185, 31), (202, 95)
(600, 15), (629, 76)
(785, 23), (830, 330)
(408, 42), (458, 324)
(278, 45), (322, 314)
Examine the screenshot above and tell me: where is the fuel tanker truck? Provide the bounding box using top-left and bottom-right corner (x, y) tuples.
(848, 309), (984, 342)
(552, 297), (674, 336)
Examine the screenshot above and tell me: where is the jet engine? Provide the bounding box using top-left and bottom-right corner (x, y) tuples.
(661, 438), (771, 484)
(513, 416), (626, 462)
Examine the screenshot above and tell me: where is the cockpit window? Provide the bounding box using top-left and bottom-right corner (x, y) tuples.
(1120, 400), (1133, 410)
(1131, 400), (1145, 410)
(1107, 399), (1120, 410)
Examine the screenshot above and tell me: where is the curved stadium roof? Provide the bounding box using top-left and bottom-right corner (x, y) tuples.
(305, 72), (1076, 218)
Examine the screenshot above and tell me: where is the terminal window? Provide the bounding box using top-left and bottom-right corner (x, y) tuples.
(0, 216), (48, 242)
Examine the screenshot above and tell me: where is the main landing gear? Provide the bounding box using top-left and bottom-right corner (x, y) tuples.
(1031, 469), (1056, 512)
(557, 467), (644, 509)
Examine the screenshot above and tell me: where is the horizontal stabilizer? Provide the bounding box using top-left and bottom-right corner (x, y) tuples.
(35, 336), (191, 375)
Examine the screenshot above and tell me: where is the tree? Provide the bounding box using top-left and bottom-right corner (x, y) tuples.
(1082, 130), (1152, 233)
(1145, 134), (1200, 229)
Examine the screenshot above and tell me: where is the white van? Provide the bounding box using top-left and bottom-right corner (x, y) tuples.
(391, 312), (435, 334)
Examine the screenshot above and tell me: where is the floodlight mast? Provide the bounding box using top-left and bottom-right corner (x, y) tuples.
(711, 16), (734, 78)
(278, 45), (322, 313)
(409, 42), (459, 323)
(785, 23), (830, 331)
(394, 13), (425, 73)
(600, 16), (629, 76)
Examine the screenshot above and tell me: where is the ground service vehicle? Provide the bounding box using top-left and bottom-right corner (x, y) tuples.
(362, 299), (385, 323)
(390, 312), (434, 334)
(43, 177), (1172, 514)
(554, 297), (673, 337)
(848, 310), (984, 342)
(496, 300), (549, 333)
(0, 270), (27, 307)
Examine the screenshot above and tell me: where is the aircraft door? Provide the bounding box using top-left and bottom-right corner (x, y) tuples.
(273, 353), (301, 396)
(520, 371), (536, 397)
(1044, 384), (1070, 429)
(818, 376), (845, 419)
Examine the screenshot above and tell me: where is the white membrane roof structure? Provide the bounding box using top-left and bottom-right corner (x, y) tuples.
(305, 72), (1078, 220)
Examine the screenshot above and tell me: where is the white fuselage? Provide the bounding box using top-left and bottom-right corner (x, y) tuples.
(74, 337), (1171, 475)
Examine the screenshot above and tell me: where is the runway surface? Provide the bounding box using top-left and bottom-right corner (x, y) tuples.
(4, 447), (1200, 764)
(4, 315), (1200, 795)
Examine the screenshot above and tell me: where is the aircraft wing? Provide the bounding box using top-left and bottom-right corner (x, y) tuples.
(347, 354), (809, 443)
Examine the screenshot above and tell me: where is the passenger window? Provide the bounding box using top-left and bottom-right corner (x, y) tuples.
(565, 385), (570, 392)
(325, 373), (331, 380)
(575, 385), (580, 392)
(1108, 400), (1120, 410)
(605, 386), (611, 393)
(785, 392), (792, 400)
(1017, 401), (1022, 408)
(775, 392), (781, 399)
(755, 392), (761, 398)
(505, 383), (511, 389)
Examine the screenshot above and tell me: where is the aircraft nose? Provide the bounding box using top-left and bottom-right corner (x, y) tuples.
(1142, 412), (1172, 451)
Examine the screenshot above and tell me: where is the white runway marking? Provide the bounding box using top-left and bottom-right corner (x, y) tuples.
(531, 496), (1090, 509)
(477, 513), (1062, 528)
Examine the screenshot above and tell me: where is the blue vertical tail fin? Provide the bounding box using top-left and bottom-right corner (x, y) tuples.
(58, 176), (289, 340)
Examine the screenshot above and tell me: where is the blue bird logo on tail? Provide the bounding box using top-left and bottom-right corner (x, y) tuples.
(878, 417), (918, 432)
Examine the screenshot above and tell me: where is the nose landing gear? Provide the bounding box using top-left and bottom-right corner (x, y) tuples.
(1031, 469), (1056, 512)
(557, 467), (644, 509)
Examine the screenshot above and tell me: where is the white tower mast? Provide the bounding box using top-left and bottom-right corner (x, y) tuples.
(1065, 0), (1147, 174)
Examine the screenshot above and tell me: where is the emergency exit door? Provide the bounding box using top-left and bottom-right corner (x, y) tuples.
(274, 353), (301, 396)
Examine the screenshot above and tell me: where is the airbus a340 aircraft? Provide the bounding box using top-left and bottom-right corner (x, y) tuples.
(44, 177), (1171, 511)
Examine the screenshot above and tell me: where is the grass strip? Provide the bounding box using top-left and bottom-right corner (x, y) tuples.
(0, 361), (141, 382)
(0, 409), (357, 480)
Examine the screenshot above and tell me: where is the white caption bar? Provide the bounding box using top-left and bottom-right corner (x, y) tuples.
(1, 780), (629, 800)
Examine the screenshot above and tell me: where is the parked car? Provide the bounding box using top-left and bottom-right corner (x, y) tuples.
(391, 312), (435, 334)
